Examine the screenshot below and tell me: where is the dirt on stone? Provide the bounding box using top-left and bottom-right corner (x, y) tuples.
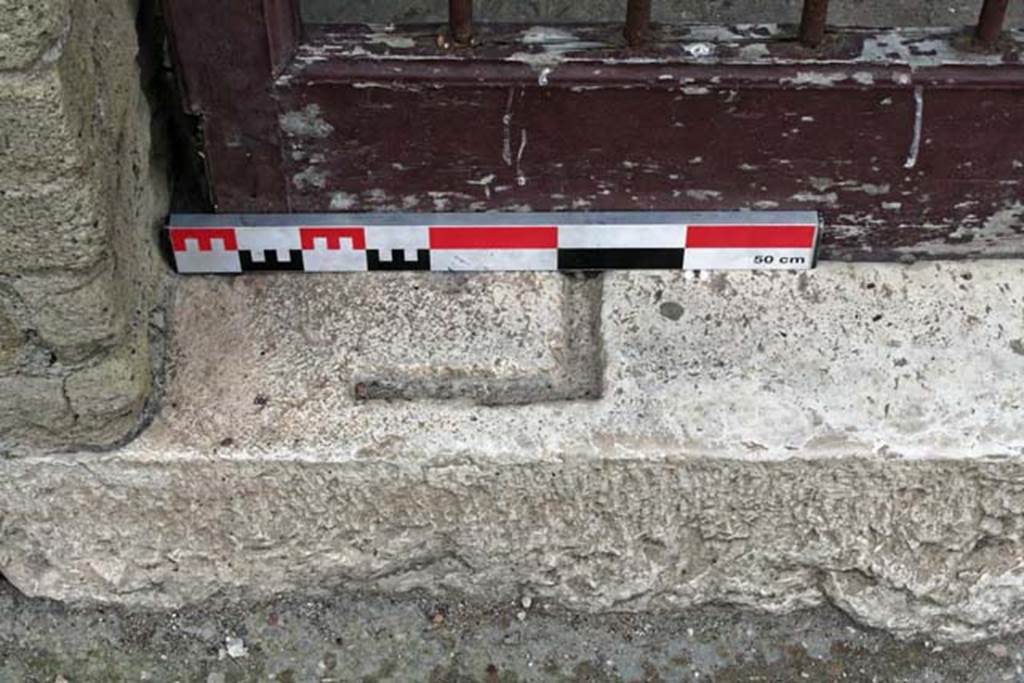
(1, 578), (1023, 681)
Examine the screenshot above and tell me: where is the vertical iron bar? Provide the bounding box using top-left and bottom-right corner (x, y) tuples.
(976, 0), (1009, 49)
(625, 0), (652, 47)
(449, 0), (473, 44)
(799, 0), (830, 47)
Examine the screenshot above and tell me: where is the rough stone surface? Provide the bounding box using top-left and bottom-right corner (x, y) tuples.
(0, 170), (107, 273)
(0, 309), (21, 369)
(3, 262), (1024, 642)
(0, 0), (69, 71)
(0, 0), (169, 451)
(0, 375), (73, 440)
(63, 345), (151, 440)
(10, 259), (127, 358)
(0, 68), (82, 192)
(149, 262), (1024, 459)
(6, 580), (1024, 681)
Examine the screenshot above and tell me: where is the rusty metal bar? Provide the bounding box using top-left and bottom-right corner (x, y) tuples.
(976, 0), (1009, 49)
(799, 0), (830, 47)
(624, 0), (652, 47)
(449, 0), (473, 45)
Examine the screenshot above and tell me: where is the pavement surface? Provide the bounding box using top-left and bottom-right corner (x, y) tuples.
(3, 578), (1024, 682)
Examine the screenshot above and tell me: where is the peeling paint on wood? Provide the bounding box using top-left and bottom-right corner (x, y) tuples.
(164, 5), (1024, 260)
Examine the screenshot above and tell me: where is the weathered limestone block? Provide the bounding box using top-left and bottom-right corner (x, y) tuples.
(3, 262), (1023, 642)
(0, 0), (168, 451)
(10, 258), (126, 359)
(0, 375), (71, 442)
(63, 342), (150, 441)
(0, 67), (83, 192)
(0, 176), (108, 274)
(0, 0), (69, 71)
(0, 306), (22, 369)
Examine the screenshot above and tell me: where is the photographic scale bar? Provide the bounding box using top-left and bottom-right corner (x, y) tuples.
(167, 212), (819, 274)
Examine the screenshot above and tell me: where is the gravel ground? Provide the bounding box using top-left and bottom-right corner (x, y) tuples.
(2, 579), (1024, 682)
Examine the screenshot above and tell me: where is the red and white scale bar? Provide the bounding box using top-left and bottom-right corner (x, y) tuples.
(682, 224), (818, 270)
(167, 212), (819, 273)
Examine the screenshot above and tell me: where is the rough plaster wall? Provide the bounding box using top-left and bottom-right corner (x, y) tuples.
(0, 0), (169, 451)
(302, 0), (1024, 26)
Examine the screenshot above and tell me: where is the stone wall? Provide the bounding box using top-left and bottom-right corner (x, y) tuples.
(0, 0), (168, 452)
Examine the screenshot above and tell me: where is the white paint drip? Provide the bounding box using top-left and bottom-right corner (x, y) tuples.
(809, 178), (891, 195)
(791, 192), (839, 206)
(686, 190), (722, 201)
(467, 174), (496, 199)
(904, 86), (924, 170)
(860, 33), (1002, 68)
(521, 26), (578, 45)
(365, 32), (415, 49)
(289, 25), (1014, 75)
(682, 43), (714, 59)
(329, 192), (357, 210)
(737, 43), (770, 60)
(279, 104), (334, 139)
(516, 130), (528, 187)
(502, 88), (515, 167)
(292, 167), (326, 190)
(508, 26), (602, 69)
(781, 71), (849, 87)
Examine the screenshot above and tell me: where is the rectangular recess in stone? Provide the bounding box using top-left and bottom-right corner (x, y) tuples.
(161, 271), (588, 438)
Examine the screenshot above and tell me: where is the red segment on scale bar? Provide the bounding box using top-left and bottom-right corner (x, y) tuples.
(300, 227), (366, 250)
(686, 225), (816, 249)
(429, 226), (558, 250)
(169, 228), (238, 252)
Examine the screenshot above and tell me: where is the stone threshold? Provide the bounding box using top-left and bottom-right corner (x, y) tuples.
(3, 261), (1024, 642)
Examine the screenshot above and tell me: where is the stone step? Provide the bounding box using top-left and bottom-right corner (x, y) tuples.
(3, 261), (1024, 642)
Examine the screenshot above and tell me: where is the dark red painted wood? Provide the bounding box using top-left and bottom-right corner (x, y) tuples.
(162, 0), (296, 211)
(162, 13), (1024, 260)
(263, 0), (302, 73)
